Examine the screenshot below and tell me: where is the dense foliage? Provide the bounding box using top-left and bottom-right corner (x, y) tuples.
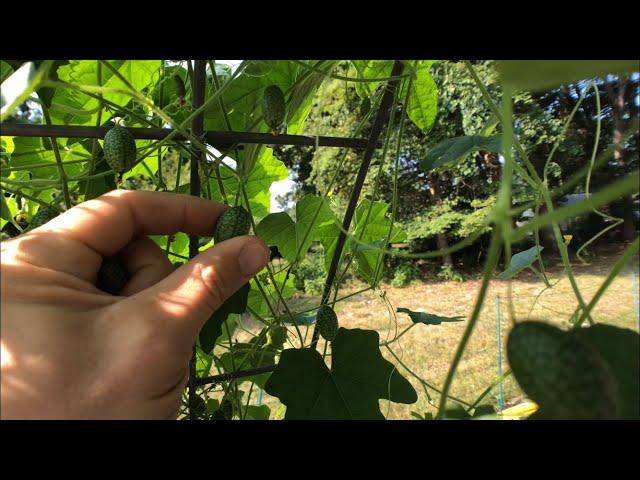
(1, 59), (638, 420)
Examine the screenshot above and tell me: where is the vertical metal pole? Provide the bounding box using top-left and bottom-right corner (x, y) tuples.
(495, 295), (505, 411)
(311, 60), (405, 348)
(188, 60), (206, 419)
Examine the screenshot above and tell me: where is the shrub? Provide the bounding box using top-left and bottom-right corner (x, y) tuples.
(293, 248), (327, 295)
(390, 262), (421, 287)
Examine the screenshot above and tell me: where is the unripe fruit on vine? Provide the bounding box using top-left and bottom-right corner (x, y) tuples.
(267, 325), (288, 349)
(262, 85), (286, 135)
(214, 206), (252, 243)
(173, 74), (186, 106)
(27, 205), (58, 231)
(2, 215), (28, 237)
(507, 321), (621, 419)
(96, 256), (129, 295)
(103, 126), (137, 174)
(316, 305), (339, 342)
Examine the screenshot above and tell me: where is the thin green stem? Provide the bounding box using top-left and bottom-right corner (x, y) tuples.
(436, 226), (502, 418)
(42, 107), (71, 209)
(379, 323), (416, 347)
(574, 237), (639, 326)
(385, 345), (472, 408)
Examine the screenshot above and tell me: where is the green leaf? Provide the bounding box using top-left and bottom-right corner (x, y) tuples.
(195, 348), (213, 377)
(199, 283), (250, 353)
(1, 61), (54, 121)
(1, 194), (13, 223)
(498, 246), (543, 280)
(78, 159), (116, 200)
(205, 60), (327, 135)
(255, 195), (337, 264)
(121, 147), (158, 182)
(0, 61), (14, 83)
(219, 342), (276, 389)
(349, 200), (406, 284)
(573, 325), (639, 419)
(11, 136), (90, 179)
(244, 405), (271, 420)
(498, 60), (639, 92)
(151, 66), (189, 126)
(213, 147), (288, 220)
(397, 308), (465, 325)
(264, 328), (417, 419)
(406, 61), (438, 132)
(51, 60), (161, 126)
(36, 60), (69, 110)
(421, 135), (502, 172)
(352, 61), (394, 99)
(247, 270), (296, 319)
(442, 404), (472, 419)
(151, 232), (190, 261)
(286, 61), (336, 135)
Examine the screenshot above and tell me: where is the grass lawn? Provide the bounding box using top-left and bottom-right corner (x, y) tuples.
(224, 242), (640, 419)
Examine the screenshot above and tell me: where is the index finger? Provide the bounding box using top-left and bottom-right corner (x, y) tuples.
(39, 190), (229, 256)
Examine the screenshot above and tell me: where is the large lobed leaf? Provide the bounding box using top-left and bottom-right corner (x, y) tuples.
(349, 200), (406, 284)
(265, 328), (417, 419)
(204, 60), (333, 136)
(209, 147), (288, 221)
(255, 195), (338, 264)
(50, 60), (161, 126)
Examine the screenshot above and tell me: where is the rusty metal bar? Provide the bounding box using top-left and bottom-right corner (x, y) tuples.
(311, 60), (405, 348)
(0, 123), (377, 150)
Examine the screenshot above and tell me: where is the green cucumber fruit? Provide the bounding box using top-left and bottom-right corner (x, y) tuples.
(96, 256), (129, 295)
(103, 126), (137, 174)
(507, 321), (621, 419)
(316, 305), (339, 342)
(262, 85), (286, 134)
(267, 325), (288, 349)
(26, 205), (58, 231)
(214, 206), (252, 243)
(173, 74), (186, 98)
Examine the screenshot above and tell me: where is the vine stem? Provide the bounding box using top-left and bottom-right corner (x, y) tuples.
(436, 81), (524, 418)
(41, 107), (71, 209)
(574, 237), (640, 327)
(195, 365), (276, 386)
(188, 60), (206, 419)
(384, 345), (472, 408)
(436, 226), (503, 418)
(311, 60), (405, 348)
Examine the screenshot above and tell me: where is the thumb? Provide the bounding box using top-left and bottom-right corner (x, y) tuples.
(128, 235), (270, 345)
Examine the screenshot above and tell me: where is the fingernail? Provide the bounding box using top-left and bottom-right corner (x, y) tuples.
(239, 240), (269, 277)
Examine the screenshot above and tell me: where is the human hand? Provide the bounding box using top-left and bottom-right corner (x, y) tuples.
(0, 190), (270, 419)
